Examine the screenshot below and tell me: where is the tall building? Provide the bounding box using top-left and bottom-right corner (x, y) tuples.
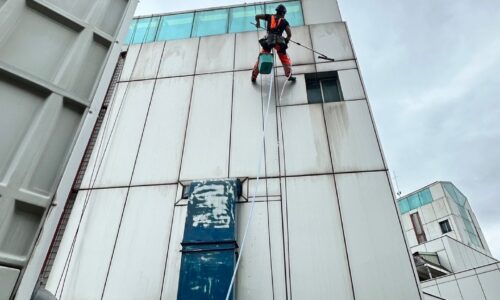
(0, 0), (138, 299)
(2, 0), (430, 299)
(398, 182), (500, 299)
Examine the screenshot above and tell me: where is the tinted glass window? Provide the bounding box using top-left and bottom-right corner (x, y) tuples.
(419, 188), (433, 205)
(124, 19), (137, 44)
(305, 72), (342, 104)
(398, 198), (410, 214)
(322, 78), (342, 102)
(157, 13), (194, 41)
(407, 194), (420, 210)
(229, 5), (264, 33)
(144, 16), (160, 43)
(265, 1), (304, 26)
(132, 18), (151, 44)
(192, 9), (229, 37)
(439, 220), (452, 234)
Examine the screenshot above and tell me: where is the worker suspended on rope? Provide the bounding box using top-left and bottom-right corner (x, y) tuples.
(252, 4), (296, 83)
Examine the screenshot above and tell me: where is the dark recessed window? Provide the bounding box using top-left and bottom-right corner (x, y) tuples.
(305, 71), (343, 104)
(439, 220), (452, 234)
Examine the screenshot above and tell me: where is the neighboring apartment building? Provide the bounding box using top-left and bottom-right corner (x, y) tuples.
(398, 182), (500, 299)
(0, 0), (138, 299)
(34, 0), (425, 299)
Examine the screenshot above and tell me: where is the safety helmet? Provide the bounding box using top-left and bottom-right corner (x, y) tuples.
(275, 4), (287, 14)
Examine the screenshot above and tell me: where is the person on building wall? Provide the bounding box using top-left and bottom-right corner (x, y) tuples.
(252, 4), (296, 82)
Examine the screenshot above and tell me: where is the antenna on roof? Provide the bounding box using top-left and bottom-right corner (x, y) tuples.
(393, 171), (402, 198)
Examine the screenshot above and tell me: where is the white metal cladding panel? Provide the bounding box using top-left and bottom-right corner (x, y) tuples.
(286, 175), (354, 300)
(401, 214), (412, 231)
(478, 269), (500, 299)
(160, 205), (186, 300)
(158, 38), (199, 77)
(276, 64), (316, 76)
(421, 203), (437, 224)
(309, 22), (354, 62)
(316, 60), (357, 72)
(120, 44), (141, 81)
(444, 238), (468, 272)
(130, 41), (165, 80)
(301, 0), (341, 25)
(422, 286), (441, 299)
(0, 266), (19, 300)
(437, 281), (463, 300)
(323, 100), (385, 172)
(230, 70), (267, 178)
(268, 201), (287, 299)
(196, 34), (235, 74)
(132, 76), (193, 185)
(430, 183), (445, 199)
(56, 188), (127, 300)
(79, 82), (126, 188)
(262, 73), (280, 177)
(426, 221), (442, 240)
(45, 192), (87, 294)
(234, 31), (259, 71)
(280, 104), (332, 176)
(335, 172), (420, 300)
(85, 80), (154, 188)
(432, 198), (450, 219)
(407, 229), (418, 247)
(457, 276), (486, 300)
(236, 202), (282, 300)
(338, 69), (366, 100)
(275, 26), (314, 67)
(275, 74), (308, 106)
(102, 185), (177, 300)
(179, 72), (233, 180)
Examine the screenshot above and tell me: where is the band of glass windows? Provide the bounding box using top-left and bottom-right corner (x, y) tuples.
(125, 1), (304, 44)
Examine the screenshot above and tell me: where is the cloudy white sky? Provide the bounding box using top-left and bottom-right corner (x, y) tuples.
(135, 1), (500, 258)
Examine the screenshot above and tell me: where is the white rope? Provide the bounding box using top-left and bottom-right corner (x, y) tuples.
(225, 64), (292, 299)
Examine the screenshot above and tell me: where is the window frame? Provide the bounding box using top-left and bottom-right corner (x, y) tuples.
(305, 71), (343, 104)
(439, 219), (452, 234)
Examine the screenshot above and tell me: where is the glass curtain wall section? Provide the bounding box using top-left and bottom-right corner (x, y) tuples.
(191, 9), (229, 37)
(127, 0), (304, 44)
(442, 182), (482, 248)
(157, 13), (194, 41)
(229, 5), (264, 33)
(398, 187), (433, 214)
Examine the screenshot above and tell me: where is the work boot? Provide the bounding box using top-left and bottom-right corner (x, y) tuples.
(288, 76), (296, 82)
(251, 76), (257, 83)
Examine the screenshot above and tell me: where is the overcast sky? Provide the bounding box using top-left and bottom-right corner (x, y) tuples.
(135, 1), (500, 258)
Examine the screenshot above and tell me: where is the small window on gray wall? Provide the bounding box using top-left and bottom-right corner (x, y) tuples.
(439, 220), (452, 234)
(305, 71), (342, 103)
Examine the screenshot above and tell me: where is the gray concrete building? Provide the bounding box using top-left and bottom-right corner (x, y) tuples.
(0, 0), (138, 299)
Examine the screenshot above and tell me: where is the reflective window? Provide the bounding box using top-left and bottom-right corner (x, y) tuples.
(305, 72), (342, 104)
(407, 194), (420, 210)
(132, 18), (152, 44)
(124, 19), (137, 44)
(265, 1), (304, 27)
(419, 188), (433, 205)
(229, 5), (264, 33)
(398, 198), (410, 214)
(192, 9), (228, 37)
(125, 1), (305, 44)
(157, 13), (194, 41)
(144, 16), (160, 43)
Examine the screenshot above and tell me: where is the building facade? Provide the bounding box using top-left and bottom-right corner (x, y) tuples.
(398, 182), (500, 299)
(0, 0), (138, 299)
(7, 0), (426, 299)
